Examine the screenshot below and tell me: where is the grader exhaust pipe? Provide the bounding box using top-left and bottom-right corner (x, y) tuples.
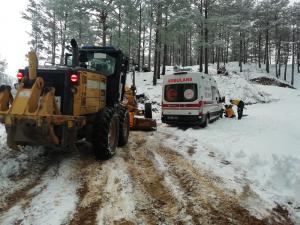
(71, 39), (79, 67)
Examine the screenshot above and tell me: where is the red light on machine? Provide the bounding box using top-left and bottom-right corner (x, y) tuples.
(70, 74), (78, 84)
(17, 72), (23, 80)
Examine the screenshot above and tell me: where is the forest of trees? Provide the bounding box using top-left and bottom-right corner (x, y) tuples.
(23, 0), (300, 85)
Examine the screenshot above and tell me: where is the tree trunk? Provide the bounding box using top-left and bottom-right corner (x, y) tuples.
(277, 36), (282, 78)
(162, 42), (167, 75)
(284, 43), (288, 81)
(204, 0), (208, 74)
(258, 33), (261, 68)
(100, 12), (108, 47)
(128, 17), (132, 59)
(226, 32), (229, 63)
(158, 42), (161, 79)
(162, 43), (167, 75)
(162, 11), (168, 75)
(265, 29), (269, 73)
(148, 5), (153, 71)
(137, 2), (142, 71)
(243, 34), (247, 64)
(212, 46), (215, 64)
(142, 25), (146, 67)
(297, 41), (300, 73)
(51, 12), (56, 65)
(59, 12), (68, 65)
(274, 17), (278, 77)
(118, 5), (121, 44)
(217, 46), (220, 69)
(153, 1), (162, 85)
(172, 41), (175, 65)
(189, 29), (192, 66)
(291, 28), (295, 86)
(181, 33), (187, 67)
(239, 32), (242, 72)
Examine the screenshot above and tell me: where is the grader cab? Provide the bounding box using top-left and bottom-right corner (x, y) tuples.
(0, 39), (155, 159)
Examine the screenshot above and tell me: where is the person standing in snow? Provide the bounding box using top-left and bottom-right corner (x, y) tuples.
(230, 99), (244, 120)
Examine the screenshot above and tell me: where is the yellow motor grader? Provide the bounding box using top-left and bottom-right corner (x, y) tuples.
(0, 39), (156, 159)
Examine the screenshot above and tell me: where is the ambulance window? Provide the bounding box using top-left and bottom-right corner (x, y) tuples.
(165, 84), (197, 102)
(166, 87), (178, 101)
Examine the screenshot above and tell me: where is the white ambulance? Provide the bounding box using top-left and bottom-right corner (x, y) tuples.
(162, 72), (224, 127)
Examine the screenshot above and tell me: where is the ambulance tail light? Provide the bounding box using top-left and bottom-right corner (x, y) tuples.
(198, 101), (204, 108)
(198, 101), (204, 116)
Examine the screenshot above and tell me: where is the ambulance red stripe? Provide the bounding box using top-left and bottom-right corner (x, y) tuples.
(162, 101), (204, 109)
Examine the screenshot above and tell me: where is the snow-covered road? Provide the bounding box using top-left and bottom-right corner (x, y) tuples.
(0, 131), (294, 225)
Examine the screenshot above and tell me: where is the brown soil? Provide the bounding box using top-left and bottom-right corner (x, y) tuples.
(250, 77), (295, 89)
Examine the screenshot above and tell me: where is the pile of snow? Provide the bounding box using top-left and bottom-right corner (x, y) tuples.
(214, 74), (270, 104)
(218, 62), (300, 89)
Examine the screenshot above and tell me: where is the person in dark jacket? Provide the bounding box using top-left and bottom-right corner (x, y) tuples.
(230, 99), (245, 120)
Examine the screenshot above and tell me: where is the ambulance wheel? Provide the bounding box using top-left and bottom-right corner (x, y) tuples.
(144, 103), (152, 119)
(201, 115), (209, 128)
(118, 105), (130, 146)
(92, 107), (119, 160)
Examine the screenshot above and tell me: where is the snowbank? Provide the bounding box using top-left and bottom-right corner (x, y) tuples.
(214, 74), (270, 104)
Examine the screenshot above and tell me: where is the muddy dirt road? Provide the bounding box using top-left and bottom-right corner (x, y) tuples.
(0, 131), (294, 225)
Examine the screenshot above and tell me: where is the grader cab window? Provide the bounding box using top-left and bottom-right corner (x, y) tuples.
(66, 52), (117, 76)
(85, 52), (116, 76)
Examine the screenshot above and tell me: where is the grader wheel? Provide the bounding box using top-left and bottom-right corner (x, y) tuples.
(5, 126), (19, 150)
(92, 107), (119, 160)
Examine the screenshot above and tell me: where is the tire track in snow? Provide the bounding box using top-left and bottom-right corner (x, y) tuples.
(96, 159), (136, 225)
(68, 159), (108, 225)
(120, 133), (187, 225)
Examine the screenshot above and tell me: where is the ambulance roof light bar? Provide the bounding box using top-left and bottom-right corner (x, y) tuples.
(174, 71), (188, 75)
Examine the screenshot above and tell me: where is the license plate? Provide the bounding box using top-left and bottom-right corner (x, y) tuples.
(167, 116), (178, 120)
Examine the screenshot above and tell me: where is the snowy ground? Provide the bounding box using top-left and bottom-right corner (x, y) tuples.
(132, 63), (300, 223)
(0, 63), (299, 225)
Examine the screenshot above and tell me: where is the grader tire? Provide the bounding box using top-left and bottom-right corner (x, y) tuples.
(92, 107), (119, 160)
(5, 126), (19, 150)
(118, 106), (130, 146)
